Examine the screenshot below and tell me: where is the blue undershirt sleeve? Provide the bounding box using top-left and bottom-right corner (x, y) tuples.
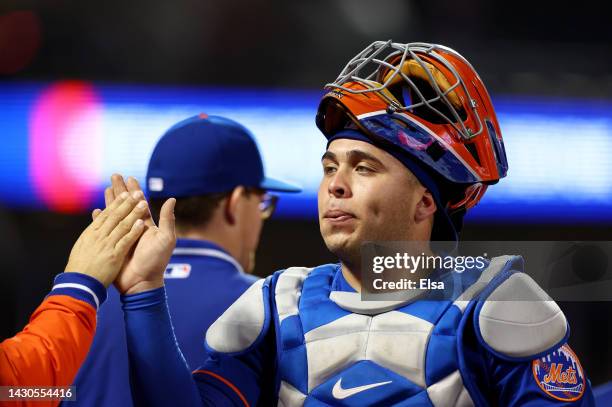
(121, 287), (202, 407)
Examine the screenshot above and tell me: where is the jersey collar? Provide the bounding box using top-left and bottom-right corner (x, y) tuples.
(329, 263), (428, 315)
(172, 238), (244, 274)
(331, 264), (358, 293)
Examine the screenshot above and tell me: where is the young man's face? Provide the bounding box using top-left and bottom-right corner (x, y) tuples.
(318, 138), (428, 262)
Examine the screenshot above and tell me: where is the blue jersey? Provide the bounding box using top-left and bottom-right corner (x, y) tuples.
(63, 238), (258, 406)
(122, 256), (595, 406)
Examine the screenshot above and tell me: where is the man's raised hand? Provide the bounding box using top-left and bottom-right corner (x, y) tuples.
(66, 191), (148, 287)
(94, 174), (176, 295)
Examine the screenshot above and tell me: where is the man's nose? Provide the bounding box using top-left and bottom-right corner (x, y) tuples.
(328, 171), (351, 198)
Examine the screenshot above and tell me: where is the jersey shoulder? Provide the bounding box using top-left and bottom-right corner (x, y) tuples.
(205, 266), (316, 355)
(473, 256), (568, 360)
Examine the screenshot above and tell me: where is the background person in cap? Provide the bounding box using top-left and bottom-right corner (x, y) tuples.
(63, 114), (300, 406)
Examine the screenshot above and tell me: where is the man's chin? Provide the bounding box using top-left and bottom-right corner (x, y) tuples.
(322, 231), (361, 259)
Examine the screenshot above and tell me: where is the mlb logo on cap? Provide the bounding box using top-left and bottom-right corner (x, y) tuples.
(146, 114), (300, 198)
(148, 177), (164, 192)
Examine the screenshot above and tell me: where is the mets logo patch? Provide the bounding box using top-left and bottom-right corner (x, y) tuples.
(532, 344), (585, 402)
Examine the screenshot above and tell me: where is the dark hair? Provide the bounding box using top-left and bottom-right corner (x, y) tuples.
(149, 192), (230, 231)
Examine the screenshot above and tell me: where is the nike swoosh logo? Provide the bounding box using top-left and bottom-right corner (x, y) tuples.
(332, 378), (392, 399)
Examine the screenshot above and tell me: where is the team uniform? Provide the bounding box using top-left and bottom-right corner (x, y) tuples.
(121, 256), (594, 406)
(0, 273), (105, 407)
(121, 41), (595, 406)
(63, 238), (258, 406)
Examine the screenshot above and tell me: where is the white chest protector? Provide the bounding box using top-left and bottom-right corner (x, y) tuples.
(205, 256), (568, 406)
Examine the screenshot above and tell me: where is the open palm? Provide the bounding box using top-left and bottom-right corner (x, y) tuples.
(94, 175), (176, 295)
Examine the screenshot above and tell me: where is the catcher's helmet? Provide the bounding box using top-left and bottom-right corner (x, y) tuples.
(316, 41), (509, 239)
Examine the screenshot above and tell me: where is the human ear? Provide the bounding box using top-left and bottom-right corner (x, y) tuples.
(414, 189), (437, 223)
(224, 186), (245, 225)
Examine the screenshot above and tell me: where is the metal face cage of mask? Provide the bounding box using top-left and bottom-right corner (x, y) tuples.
(324, 40), (484, 142)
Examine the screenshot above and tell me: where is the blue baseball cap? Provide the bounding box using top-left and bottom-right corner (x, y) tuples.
(146, 114), (301, 198)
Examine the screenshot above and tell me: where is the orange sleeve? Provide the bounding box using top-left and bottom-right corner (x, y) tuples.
(0, 295), (97, 406)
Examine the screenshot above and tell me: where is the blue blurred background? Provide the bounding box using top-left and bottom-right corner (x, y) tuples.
(1, 82), (612, 221)
(1, 0), (611, 386)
